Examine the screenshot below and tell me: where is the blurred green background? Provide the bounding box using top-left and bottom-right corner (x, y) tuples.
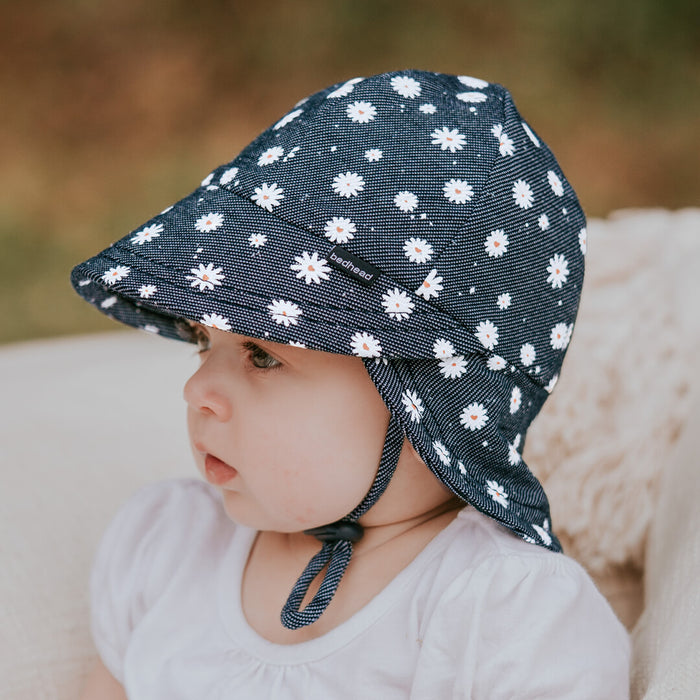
(1, 0), (698, 345)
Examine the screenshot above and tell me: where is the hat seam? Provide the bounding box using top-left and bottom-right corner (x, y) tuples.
(427, 83), (507, 267)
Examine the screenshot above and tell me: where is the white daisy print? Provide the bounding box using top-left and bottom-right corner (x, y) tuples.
(487, 355), (507, 371)
(475, 320), (499, 350)
(257, 146), (284, 166)
(195, 212), (224, 233)
(326, 77), (363, 98)
(491, 124), (515, 156)
(201, 173), (214, 187)
(186, 263), (225, 291)
(248, 233), (267, 248)
(138, 284), (157, 299)
(290, 251), (331, 285)
(391, 75), (421, 98)
(486, 480), (509, 508)
(433, 441), (451, 466)
(510, 386), (522, 414)
(443, 178), (474, 204)
(508, 434), (522, 466)
(433, 338), (455, 359)
(547, 170), (564, 196)
(201, 312), (231, 331)
(283, 146), (300, 162)
(102, 265), (130, 285)
(251, 183), (284, 211)
(550, 322), (572, 350)
(457, 75), (489, 89)
(403, 237), (434, 263)
(497, 293), (511, 310)
(538, 214), (550, 231)
(143, 324), (160, 334)
(394, 191), (419, 212)
(484, 229), (509, 258)
(350, 331), (382, 358)
(545, 373), (559, 393)
(273, 108), (303, 130)
(100, 296), (117, 309)
(431, 127), (467, 152)
(364, 149), (383, 162)
(267, 299), (302, 326)
(419, 103), (437, 114)
(415, 269), (443, 300)
(533, 522), (552, 546)
(512, 179), (534, 209)
(579, 227), (587, 255)
(401, 390), (425, 422)
(347, 101), (376, 123)
(324, 216), (356, 243)
(288, 341), (306, 348)
(220, 166), (239, 185)
(520, 343), (536, 367)
(131, 223), (163, 245)
(456, 91), (488, 103)
(546, 254), (569, 289)
(522, 121), (540, 147)
(460, 402), (488, 431)
(439, 355), (467, 379)
(332, 171), (365, 198)
(381, 288), (415, 321)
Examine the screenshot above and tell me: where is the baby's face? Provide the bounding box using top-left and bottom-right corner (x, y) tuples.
(184, 324), (391, 532)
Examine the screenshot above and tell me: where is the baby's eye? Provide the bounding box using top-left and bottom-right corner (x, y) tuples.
(193, 328), (211, 354)
(245, 342), (282, 370)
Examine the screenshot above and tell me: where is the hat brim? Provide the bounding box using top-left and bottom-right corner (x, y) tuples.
(72, 184), (486, 360)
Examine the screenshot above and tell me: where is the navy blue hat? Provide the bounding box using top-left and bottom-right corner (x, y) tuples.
(72, 70), (586, 627)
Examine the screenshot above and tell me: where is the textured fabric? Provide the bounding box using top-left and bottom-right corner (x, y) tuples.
(71, 70), (585, 556)
(89, 477), (630, 698)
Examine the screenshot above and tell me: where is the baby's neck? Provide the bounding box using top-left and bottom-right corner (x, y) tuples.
(241, 500), (463, 644)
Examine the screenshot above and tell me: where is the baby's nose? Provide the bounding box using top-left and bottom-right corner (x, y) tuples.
(183, 366), (232, 421)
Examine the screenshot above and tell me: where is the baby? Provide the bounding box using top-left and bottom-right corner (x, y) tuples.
(74, 70), (631, 698)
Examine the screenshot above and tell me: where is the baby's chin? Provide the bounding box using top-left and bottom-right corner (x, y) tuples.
(218, 489), (323, 534)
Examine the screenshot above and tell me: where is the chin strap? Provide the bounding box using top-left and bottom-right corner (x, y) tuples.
(280, 414), (404, 630)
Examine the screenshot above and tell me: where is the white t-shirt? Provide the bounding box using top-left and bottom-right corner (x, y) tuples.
(90, 478), (631, 698)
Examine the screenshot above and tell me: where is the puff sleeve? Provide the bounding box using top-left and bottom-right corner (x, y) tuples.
(413, 550), (631, 699)
(88, 478), (212, 683)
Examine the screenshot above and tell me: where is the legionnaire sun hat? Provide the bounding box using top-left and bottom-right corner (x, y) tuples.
(71, 69), (586, 629)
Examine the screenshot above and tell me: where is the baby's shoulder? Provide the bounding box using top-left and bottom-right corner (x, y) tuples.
(422, 507), (629, 650)
(412, 509), (631, 697)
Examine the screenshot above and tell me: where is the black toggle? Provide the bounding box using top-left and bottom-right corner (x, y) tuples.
(304, 520), (365, 543)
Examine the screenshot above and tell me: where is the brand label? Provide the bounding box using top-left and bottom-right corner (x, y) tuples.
(327, 245), (381, 287)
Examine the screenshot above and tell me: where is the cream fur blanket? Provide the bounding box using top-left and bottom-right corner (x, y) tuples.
(528, 208), (699, 568)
